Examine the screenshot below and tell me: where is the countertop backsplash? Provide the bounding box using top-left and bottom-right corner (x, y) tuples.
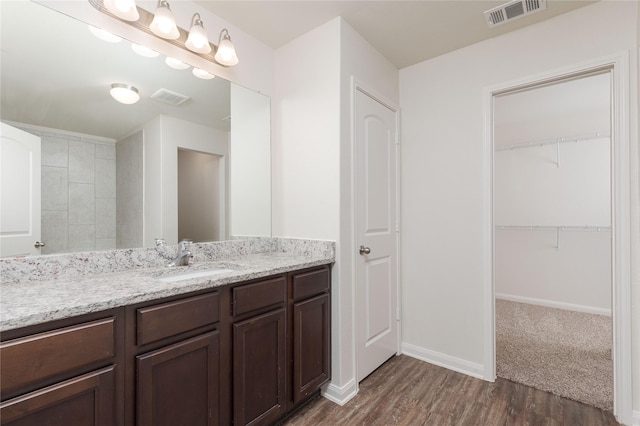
(0, 238), (335, 285)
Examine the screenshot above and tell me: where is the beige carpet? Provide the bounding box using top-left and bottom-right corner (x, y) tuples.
(496, 299), (613, 410)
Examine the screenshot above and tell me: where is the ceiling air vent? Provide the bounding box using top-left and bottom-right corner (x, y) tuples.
(150, 88), (190, 106)
(484, 0), (546, 28)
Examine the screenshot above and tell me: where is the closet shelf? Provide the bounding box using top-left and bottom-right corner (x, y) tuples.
(496, 225), (610, 232)
(494, 132), (610, 152)
(496, 225), (610, 249)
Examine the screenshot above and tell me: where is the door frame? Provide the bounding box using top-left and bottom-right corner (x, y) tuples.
(482, 52), (632, 424)
(351, 78), (402, 386)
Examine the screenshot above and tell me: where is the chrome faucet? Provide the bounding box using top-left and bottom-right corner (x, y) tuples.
(170, 239), (193, 266)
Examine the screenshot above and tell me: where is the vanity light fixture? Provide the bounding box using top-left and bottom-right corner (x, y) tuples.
(165, 57), (190, 70)
(192, 68), (215, 80)
(149, 0), (179, 40)
(214, 29), (239, 66)
(110, 83), (140, 104)
(88, 25), (122, 43)
(185, 13), (211, 54)
(131, 43), (160, 58)
(103, 0), (139, 21)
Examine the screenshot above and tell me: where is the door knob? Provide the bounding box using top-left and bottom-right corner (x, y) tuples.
(359, 245), (371, 255)
(34, 241), (46, 248)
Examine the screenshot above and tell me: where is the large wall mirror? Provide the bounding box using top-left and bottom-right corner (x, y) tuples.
(0, 1), (271, 257)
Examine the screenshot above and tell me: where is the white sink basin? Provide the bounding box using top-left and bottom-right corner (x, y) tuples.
(158, 268), (234, 283)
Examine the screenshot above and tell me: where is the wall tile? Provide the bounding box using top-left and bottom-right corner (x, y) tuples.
(41, 136), (68, 167)
(68, 140), (94, 183)
(41, 211), (68, 255)
(95, 143), (116, 160)
(68, 224), (95, 251)
(96, 198), (116, 239)
(95, 238), (116, 250)
(68, 183), (94, 225)
(95, 158), (116, 198)
(41, 166), (68, 211)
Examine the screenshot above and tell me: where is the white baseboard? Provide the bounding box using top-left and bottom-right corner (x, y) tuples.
(496, 293), (611, 316)
(321, 378), (357, 406)
(401, 342), (486, 380)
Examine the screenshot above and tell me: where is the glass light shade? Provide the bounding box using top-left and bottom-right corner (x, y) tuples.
(104, 0), (139, 21)
(214, 36), (239, 66)
(149, 2), (179, 40)
(192, 68), (215, 80)
(185, 21), (211, 54)
(88, 25), (122, 43)
(110, 84), (140, 104)
(131, 43), (159, 58)
(165, 57), (190, 70)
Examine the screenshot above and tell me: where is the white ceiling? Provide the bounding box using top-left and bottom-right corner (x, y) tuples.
(195, 0), (597, 68)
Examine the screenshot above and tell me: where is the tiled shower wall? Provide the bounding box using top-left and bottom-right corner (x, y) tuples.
(20, 126), (116, 254)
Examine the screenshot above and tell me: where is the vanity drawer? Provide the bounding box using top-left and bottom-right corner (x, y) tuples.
(292, 267), (330, 301)
(233, 276), (286, 317)
(137, 292), (220, 346)
(0, 317), (116, 396)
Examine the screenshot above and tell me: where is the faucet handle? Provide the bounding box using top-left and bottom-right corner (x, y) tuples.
(155, 238), (166, 247)
(179, 239), (192, 250)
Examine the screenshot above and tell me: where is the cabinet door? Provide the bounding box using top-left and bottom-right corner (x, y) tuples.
(233, 308), (286, 426)
(292, 293), (330, 404)
(0, 366), (115, 426)
(137, 332), (219, 426)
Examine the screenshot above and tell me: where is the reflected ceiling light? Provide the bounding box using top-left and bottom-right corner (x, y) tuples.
(214, 29), (239, 66)
(192, 68), (215, 80)
(88, 25), (122, 43)
(103, 0), (139, 21)
(185, 13), (211, 54)
(110, 83), (140, 104)
(131, 43), (160, 58)
(165, 57), (190, 70)
(149, 0), (180, 40)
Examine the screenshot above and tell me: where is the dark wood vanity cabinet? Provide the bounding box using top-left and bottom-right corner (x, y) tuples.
(0, 264), (331, 426)
(232, 276), (288, 426)
(128, 292), (221, 426)
(0, 310), (124, 426)
(290, 267), (331, 405)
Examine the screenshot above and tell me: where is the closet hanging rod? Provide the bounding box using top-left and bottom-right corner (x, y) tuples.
(495, 132), (610, 152)
(495, 225), (611, 232)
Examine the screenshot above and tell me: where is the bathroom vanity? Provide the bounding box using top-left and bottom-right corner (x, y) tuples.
(0, 241), (333, 426)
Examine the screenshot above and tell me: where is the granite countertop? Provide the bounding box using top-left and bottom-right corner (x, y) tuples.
(1, 251), (333, 332)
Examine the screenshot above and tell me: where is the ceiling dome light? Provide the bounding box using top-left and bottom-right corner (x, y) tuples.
(150, 0), (179, 40)
(192, 68), (215, 80)
(214, 29), (239, 66)
(185, 13), (211, 54)
(110, 83), (140, 104)
(88, 25), (122, 43)
(131, 43), (160, 58)
(103, 0), (139, 21)
(165, 57), (190, 70)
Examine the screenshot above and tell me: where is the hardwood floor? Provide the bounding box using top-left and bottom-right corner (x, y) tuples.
(281, 355), (619, 426)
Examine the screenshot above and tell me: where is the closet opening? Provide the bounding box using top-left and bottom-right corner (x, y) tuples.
(492, 71), (613, 410)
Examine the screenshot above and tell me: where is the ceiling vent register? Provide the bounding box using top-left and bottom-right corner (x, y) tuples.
(150, 88), (190, 106)
(484, 0), (547, 28)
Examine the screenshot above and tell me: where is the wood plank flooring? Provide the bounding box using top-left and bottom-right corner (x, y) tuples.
(281, 355), (619, 426)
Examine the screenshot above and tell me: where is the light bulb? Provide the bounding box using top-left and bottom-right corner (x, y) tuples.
(150, 1), (179, 40)
(214, 30), (239, 66)
(104, 0), (139, 21)
(186, 14), (211, 54)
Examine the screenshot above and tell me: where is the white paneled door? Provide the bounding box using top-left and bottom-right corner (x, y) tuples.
(355, 88), (399, 381)
(0, 122), (41, 257)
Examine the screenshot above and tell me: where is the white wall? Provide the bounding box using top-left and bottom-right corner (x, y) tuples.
(144, 115), (228, 246)
(273, 17), (398, 403)
(230, 84), (271, 238)
(400, 1), (638, 420)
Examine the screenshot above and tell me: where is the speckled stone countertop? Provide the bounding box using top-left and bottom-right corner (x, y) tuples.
(0, 238), (334, 332)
